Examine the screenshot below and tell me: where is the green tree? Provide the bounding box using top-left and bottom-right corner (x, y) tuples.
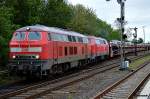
(67, 4), (98, 35)
(41, 0), (73, 28)
(67, 4), (117, 39)
(4, 0), (30, 26)
(107, 29), (121, 40)
(27, 0), (45, 24)
(131, 39), (137, 43)
(137, 38), (143, 44)
(4, 0), (45, 26)
(0, 6), (16, 66)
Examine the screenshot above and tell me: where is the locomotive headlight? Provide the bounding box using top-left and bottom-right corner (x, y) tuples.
(12, 55), (16, 59)
(35, 55), (40, 59)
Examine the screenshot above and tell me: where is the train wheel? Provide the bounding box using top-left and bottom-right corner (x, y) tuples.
(51, 65), (63, 74)
(63, 63), (70, 72)
(51, 65), (58, 74)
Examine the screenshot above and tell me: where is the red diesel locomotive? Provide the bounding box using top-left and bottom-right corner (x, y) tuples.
(8, 25), (150, 77)
(8, 25), (110, 77)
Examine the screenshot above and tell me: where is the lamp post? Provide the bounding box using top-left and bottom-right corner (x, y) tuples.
(106, 0), (126, 70)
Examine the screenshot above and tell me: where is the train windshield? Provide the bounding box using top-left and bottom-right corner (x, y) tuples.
(13, 32), (25, 40)
(28, 32), (41, 40)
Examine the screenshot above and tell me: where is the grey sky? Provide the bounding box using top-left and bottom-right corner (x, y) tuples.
(68, 0), (150, 42)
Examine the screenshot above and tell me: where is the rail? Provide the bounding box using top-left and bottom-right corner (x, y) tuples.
(93, 60), (150, 99)
(0, 70), (8, 75)
(0, 54), (146, 99)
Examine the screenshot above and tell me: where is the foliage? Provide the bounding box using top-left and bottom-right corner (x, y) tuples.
(131, 38), (143, 44)
(107, 29), (121, 40)
(137, 38), (143, 44)
(0, 6), (16, 66)
(40, 0), (73, 28)
(67, 4), (98, 35)
(66, 4), (116, 38)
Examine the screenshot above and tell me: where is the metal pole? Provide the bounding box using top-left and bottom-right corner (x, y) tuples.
(120, 0), (125, 69)
(106, 0), (126, 70)
(142, 26), (146, 52)
(142, 26), (145, 43)
(134, 27), (138, 56)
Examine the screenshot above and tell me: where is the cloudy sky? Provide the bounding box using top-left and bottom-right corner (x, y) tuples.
(68, 0), (150, 42)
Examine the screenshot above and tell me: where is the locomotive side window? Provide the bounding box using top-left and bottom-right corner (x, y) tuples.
(64, 35), (69, 42)
(82, 47), (84, 54)
(78, 37), (83, 43)
(74, 47), (77, 55)
(68, 36), (77, 42)
(68, 35), (72, 42)
(47, 33), (51, 41)
(51, 33), (69, 42)
(59, 47), (63, 56)
(56, 34), (61, 41)
(58, 34), (62, 41)
(83, 38), (88, 43)
(88, 38), (92, 43)
(13, 32), (25, 40)
(72, 36), (76, 42)
(75, 37), (78, 42)
(28, 32), (41, 40)
(69, 47), (73, 55)
(62, 35), (68, 42)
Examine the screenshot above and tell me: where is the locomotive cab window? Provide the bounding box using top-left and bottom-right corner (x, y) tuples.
(28, 32), (41, 40)
(96, 39), (100, 44)
(13, 32), (25, 40)
(99, 39), (104, 44)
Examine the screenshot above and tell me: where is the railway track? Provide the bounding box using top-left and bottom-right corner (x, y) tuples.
(93, 59), (150, 99)
(0, 52), (148, 99)
(0, 60), (120, 99)
(128, 74), (150, 99)
(0, 56), (120, 96)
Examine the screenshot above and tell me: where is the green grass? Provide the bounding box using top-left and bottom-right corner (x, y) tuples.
(129, 55), (150, 69)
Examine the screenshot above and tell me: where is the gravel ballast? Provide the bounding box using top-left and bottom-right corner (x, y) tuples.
(38, 67), (130, 99)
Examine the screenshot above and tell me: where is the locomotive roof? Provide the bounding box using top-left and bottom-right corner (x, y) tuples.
(88, 36), (107, 41)
(16, 25), (86, 38)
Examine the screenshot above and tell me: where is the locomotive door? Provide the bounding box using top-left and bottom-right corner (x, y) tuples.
(53, 41), (58, 65)
(85, 44), (88, 58)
